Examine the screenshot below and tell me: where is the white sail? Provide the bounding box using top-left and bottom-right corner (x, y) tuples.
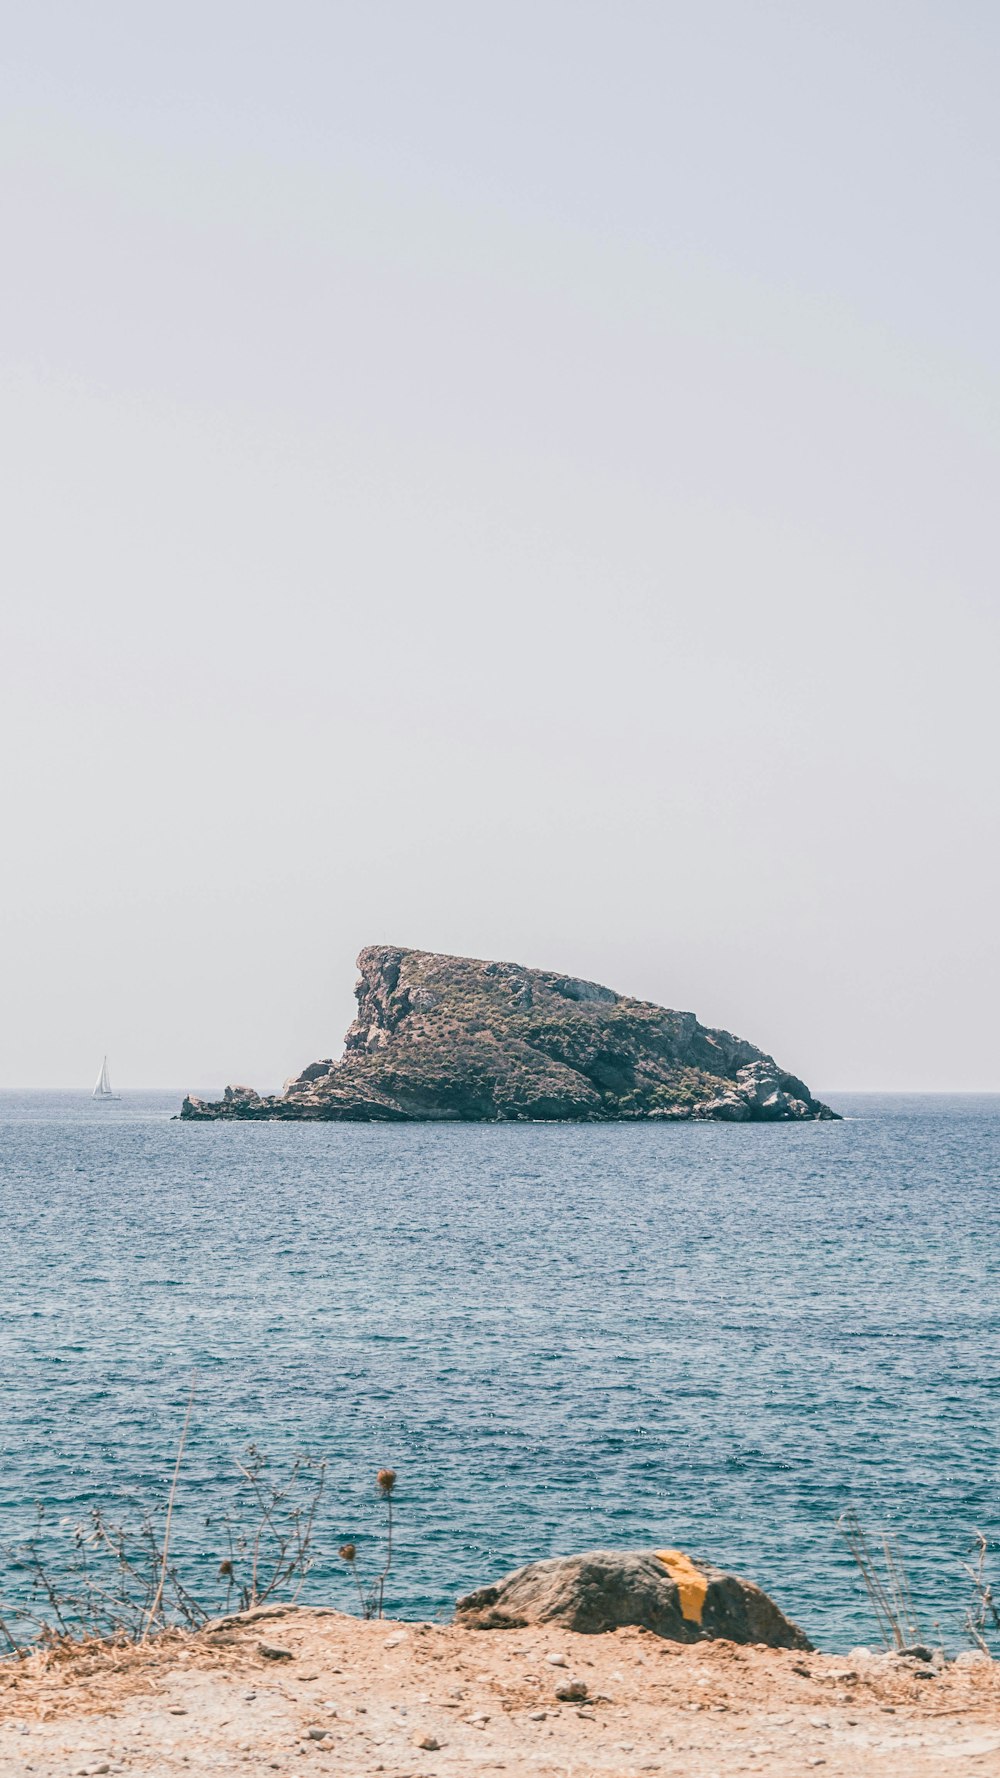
(93, 1056), (118, 1099)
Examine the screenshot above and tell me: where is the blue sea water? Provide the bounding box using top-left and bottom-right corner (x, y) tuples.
(0, 1091), (997, 1652)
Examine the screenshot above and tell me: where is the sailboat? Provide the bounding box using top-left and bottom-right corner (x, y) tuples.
(93, 1056), (121, 1101)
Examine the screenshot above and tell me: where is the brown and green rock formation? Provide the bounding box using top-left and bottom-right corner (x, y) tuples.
(181, 944), (837, 1122)
(455, 1548), (813, 1649)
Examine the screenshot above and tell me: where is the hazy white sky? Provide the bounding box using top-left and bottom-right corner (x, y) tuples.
(2, 2), (998, 1092)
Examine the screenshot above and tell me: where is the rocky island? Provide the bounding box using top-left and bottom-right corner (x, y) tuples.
(182, 944), (837, 1122)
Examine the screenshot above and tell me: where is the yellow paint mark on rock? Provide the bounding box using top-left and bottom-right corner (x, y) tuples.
(654, 1549), (708, 1624)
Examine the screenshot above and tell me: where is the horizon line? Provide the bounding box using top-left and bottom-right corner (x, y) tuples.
(2, 1084), (1000, 1098)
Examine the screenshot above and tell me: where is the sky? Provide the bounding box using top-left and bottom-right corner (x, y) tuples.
(1, 1), (998, 1093)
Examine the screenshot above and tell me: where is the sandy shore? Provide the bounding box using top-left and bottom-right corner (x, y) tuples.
(1, 1605), (997, 1777)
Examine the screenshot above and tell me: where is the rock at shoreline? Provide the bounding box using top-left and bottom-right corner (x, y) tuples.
(455, 1549), (813, 1650)
(181, 944), (838, 1123)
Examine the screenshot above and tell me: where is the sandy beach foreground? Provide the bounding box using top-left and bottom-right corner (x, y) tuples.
(1, 1606), (997, 1777)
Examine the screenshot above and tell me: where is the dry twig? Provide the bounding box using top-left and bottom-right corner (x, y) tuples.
(143, 1377), (197, 1642)
(962, 1533), (999, 1656)
(836, 1507), (922, 1650)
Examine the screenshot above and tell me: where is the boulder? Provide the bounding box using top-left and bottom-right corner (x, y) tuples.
(454, 1549), (812, 1650)
(180, 1086), (269, 1119)
(693, 1091), (752, 1121)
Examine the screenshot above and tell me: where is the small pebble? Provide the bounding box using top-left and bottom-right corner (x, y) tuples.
(413, 1731), (440, 1750)
(555, 1681), (589, 1703)
(546, 1654), (568, 1668)
(258, 1642), (293, 1661)
(306, 1728), (328, 1741)
(529, 1711), (547, 1722)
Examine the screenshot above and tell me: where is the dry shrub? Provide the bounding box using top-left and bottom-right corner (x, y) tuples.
(0, 1444), (326, 1655)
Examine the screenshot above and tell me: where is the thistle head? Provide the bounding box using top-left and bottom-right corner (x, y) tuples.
(377, 1468), (397, 1496)
(339, 1542), (357, 1563)
(218, 1558), (234, 1577)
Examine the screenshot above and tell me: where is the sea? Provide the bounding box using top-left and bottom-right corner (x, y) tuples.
(0, 1090), (997, 1653)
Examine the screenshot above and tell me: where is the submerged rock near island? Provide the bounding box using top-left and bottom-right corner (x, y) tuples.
(182, 944), (837, 1123)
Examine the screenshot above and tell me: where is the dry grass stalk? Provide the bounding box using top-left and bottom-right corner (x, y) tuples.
(836, 1507), (923, 1651)
(962, 1533), (999, 1657)
(337, 1467), (398, 1620)
(142, 1376), (196, 1642)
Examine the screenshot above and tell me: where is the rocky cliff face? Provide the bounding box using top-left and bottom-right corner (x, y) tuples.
(181, 945), (837, 1123)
